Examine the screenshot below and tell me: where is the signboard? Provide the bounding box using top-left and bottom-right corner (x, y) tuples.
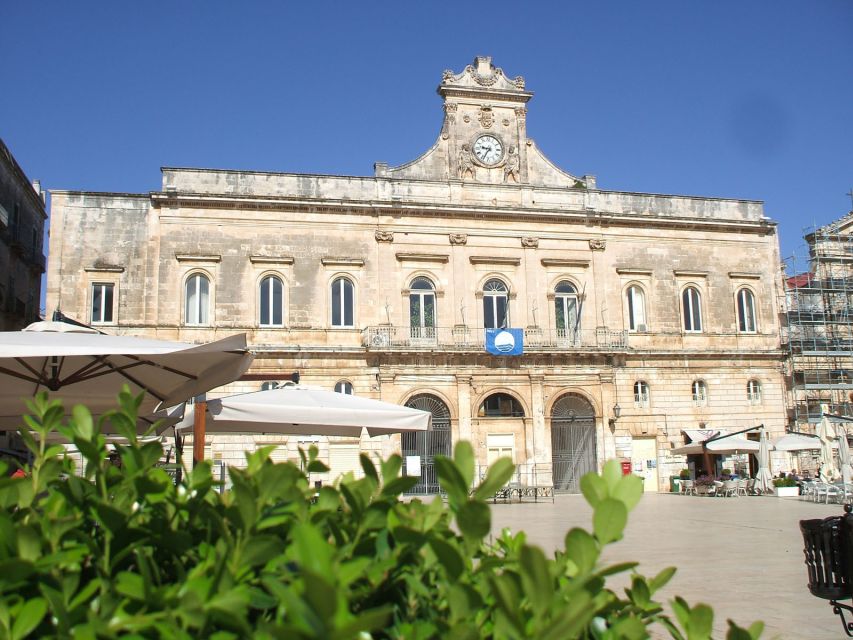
(406, 455), (421, 477)
(485, 328), (523, 356)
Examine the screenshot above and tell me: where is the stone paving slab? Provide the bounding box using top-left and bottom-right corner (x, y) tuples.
(489, 492), (843, 639)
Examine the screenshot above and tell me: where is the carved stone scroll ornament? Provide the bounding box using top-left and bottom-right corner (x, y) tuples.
(375, 230), (394, 243)
(449, 233), (468, 246)
(441, 104), (457, 140)
(521, 236), (539, 248)
(589, 239), (607, 251)
(514, 107), (527, 122)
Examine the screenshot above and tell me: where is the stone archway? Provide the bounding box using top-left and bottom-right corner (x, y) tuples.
(403, 394), (452, 494)
(550, 393), (597, 493)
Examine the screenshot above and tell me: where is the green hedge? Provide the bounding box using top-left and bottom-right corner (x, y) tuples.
(0, 390), (763, 639)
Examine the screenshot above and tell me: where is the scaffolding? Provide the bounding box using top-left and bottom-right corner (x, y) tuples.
(784, 211), (853, 430)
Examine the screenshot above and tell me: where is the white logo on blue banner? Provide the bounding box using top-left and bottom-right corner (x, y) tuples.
(485, 328), (523, 355)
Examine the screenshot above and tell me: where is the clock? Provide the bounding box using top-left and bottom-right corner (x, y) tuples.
(472, 134), (504, 165)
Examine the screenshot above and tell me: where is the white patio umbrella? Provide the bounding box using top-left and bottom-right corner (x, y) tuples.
(817, 415), (839, 482)
(0, 320), (254, 432)
(671, 432), (759, 456)
(174, 385), (432, 438)
(772, 433), (822, 452)
(754, 428), (774, 494)
(838, 428), (853, 485)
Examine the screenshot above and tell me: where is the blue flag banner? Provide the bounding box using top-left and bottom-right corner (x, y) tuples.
(485, 328), (523, 356)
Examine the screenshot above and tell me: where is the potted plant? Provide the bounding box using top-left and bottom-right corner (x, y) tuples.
(773, 476), (800, 497)
(679, 468), (691, 480)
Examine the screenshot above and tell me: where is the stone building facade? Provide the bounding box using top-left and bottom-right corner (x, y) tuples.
(46, 57), (787, 491)
(0, 138), (46, 330)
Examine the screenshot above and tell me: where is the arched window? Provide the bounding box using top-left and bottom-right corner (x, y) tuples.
(410, 276), (436, 338)
(747, 379), (762, 404)
(335, 381), (353, 395)
(478, 392), (525, 417)
(331, 277), (354, 328)
(483, 279), (508, 329)
(185, 273), (210, 326)
(259, 275), (284, 327)
(682, 286), (702, 332)
(554, 280), (580, 341)
(633, 381), (650, 408)
(626, 285), (647, 332)
(737, 288), (757, 333)
(692, 380), (707, 406)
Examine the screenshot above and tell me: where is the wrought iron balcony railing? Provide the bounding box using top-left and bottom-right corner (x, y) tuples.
(362, 325), (628, 351)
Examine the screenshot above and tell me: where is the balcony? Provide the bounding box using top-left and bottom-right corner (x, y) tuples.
(362, 325), (628, 352)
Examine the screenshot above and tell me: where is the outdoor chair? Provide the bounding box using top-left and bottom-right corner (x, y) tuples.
(681, 479), (695, 496)
(721, 480), (738, 497)
(813, 482), (829, 503)
(800, 481), (816, 501)
(826, 484), (844, 504)
(736, 479), (748, 497)
(713, 480), (724, 497)
(747, 478), (757, 495)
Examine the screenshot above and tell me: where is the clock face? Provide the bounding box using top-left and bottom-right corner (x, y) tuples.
(473, 134), (503, 165)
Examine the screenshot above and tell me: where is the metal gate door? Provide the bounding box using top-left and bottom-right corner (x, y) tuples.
(551, 394), (597, 493)
(403, 394), (451, 494)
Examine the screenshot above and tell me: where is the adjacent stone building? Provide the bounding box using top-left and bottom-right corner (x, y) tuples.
(785, 210), (853, 429)
(46, 57), (788, 491)
(0, 139), (46, 330)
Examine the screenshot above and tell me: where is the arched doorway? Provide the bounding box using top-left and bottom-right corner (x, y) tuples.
(550, 394), (597, 493)
(403, 394), (452, 494)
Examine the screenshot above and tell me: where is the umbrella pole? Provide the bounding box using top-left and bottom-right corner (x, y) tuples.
(193, 400), (207, 468)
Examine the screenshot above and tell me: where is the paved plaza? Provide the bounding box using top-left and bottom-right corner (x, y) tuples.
(490, 492), (842, 639)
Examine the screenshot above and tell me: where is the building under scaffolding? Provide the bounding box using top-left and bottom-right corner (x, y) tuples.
(785, 211), (853, 431)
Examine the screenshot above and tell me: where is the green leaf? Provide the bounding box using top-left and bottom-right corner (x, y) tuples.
(11, 597), (47, 640)
(564, 528), (599, 575)
(381, 476), (419, 497)
(359, 454), (379, 482)
(612, 473), (644, 511)
(592, 498), (627, 544)
(629, 576), (651, 607)
(580, 473), (608, 508)
(671, 596), (692, 631)
(456, 500), (490, 540)
(428, 538), (465, 580)
(601, 458), (622, 492)
(519, 545), (552, 610)
(70, 404), (94, 441)
(381, 454), (402, 482)
(115, 571), (146, 601)
(473, 458), (515, 500)
(434, 456), (469, 506)
(687, 604), (714, 640)
(453, 441), (475, 488)
(649, 566), (677, 594)
(240, 535), (283, 570)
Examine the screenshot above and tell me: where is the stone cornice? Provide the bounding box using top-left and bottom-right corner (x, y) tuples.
(470, 256), (521, 266)
(321, 257), (364, 267)
(249, 255), (294, 265)
(616, 268), (653, 276)
(175, 254), (221, 263)
(395, 253), (449, 263)
(728, 272), (762, 279)
(541, 259), (589, 268)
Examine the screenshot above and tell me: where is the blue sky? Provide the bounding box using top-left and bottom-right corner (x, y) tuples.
(2, 1), (851, 268)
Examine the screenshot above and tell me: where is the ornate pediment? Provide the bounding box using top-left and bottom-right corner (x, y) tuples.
(439, 56), (531, 102)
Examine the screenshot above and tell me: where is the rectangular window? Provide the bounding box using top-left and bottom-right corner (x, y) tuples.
(91, 283), (114, 323)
